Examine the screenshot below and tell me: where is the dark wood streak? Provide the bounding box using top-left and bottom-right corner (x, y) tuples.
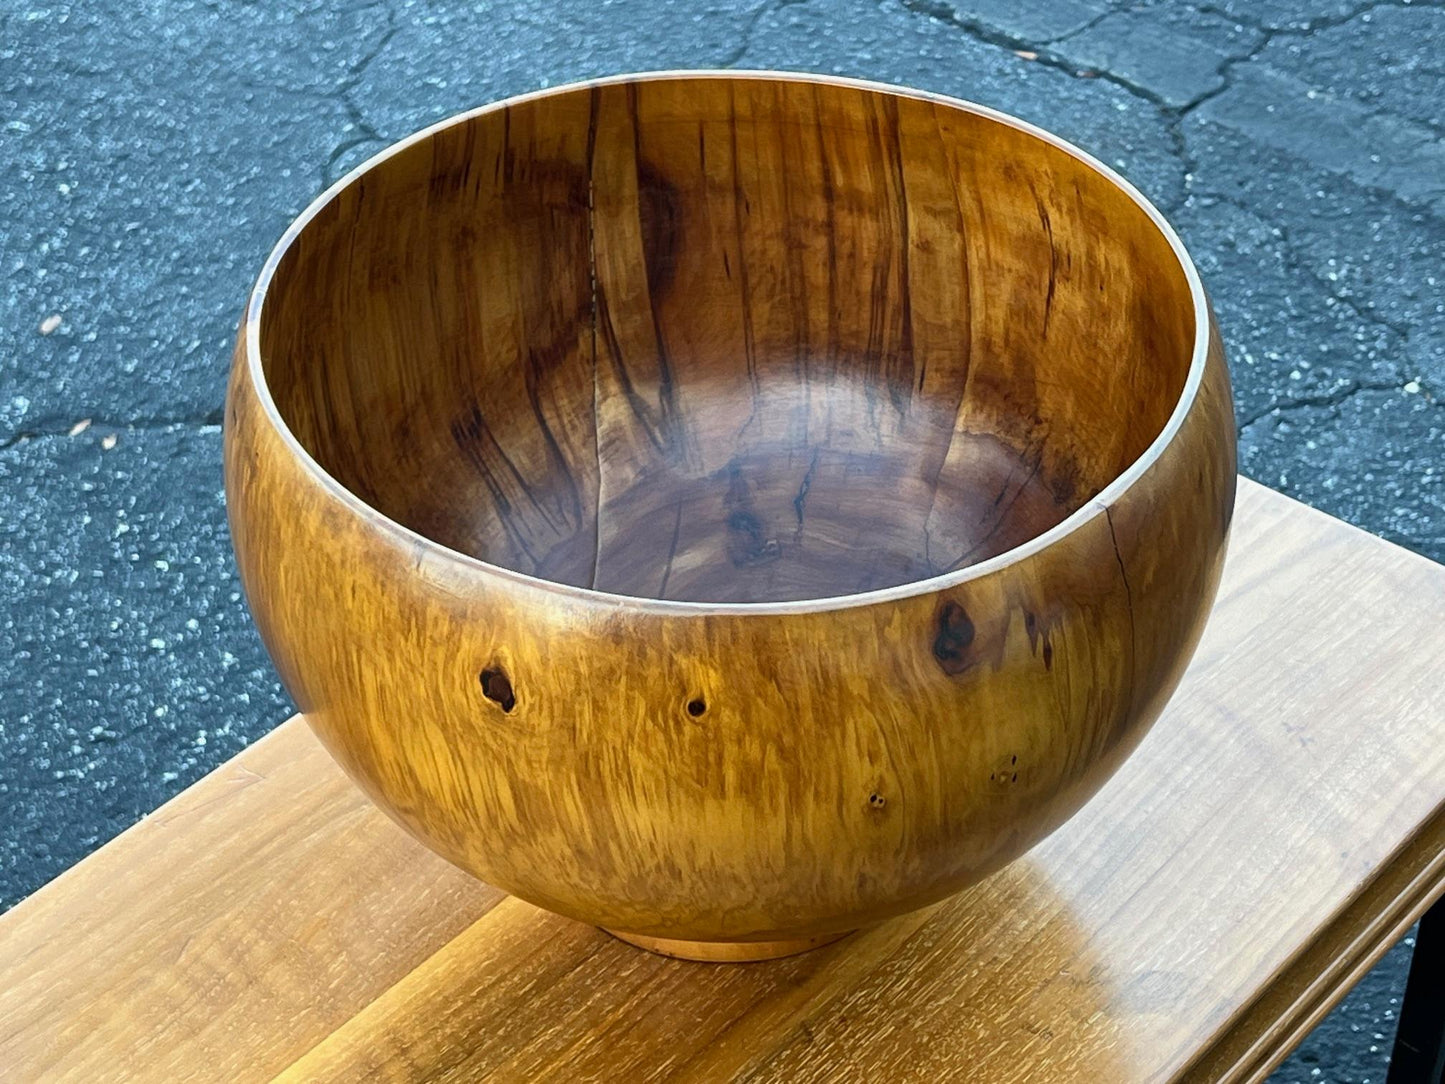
(594, 289), (666, 455)
(883, 94), (917, 406)
(1037, 193), (1059, 341)
(1102, 502), (1139, 754)
(942, 450), (1047, 572)
(448, 409), (542, 569)
(656, 500), (684, 599)
(522, 345), (587, 532)
(793, 447), (820, 529)
(724, 462), (782, 569)
(910, 102), (977, 567)
(810, 85), (841, 410)
(585, 85), (604, 591)
(628, 84), (679, 439)
(727, 83), (762, 411)
(932, 600), (977, 675)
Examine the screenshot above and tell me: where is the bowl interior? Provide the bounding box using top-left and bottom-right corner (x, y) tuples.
(256, 75), (1197, 604)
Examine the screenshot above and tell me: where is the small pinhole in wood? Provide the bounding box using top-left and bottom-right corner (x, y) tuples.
(686, 698), (706, 717)
(868, 793), (886, 809)
(479, 668), (515, 713)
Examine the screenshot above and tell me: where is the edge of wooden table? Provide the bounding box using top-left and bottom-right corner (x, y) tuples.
(1183, 488), (1445, 1081)
(1192, 803), (1445, 1080)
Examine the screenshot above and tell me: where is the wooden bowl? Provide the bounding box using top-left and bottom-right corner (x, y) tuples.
(225, 73), (1235, 961)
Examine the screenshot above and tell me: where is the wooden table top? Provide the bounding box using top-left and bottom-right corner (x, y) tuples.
(2, 478), (1443, 1083)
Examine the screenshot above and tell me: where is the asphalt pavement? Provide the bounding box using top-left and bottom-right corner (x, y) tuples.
(2, 2), (1442, 1079)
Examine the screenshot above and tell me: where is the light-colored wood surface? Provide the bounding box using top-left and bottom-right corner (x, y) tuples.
(227, 71), (1236, 953)
(3, 478), (1442, 1082)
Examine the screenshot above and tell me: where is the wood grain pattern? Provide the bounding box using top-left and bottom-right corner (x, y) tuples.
(0, 721), (500, 1082)
(2, 482), (1442, 1081)
(224, 72), (1236, 956)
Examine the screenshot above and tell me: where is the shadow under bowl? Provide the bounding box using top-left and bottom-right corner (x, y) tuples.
(225, 71), (1236, 960)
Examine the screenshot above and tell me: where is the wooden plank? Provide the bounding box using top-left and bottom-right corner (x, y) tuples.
(0, 723), (502, 1082)
(2, 479), (1443, 1082)
(1186, 806), (1445, 1081)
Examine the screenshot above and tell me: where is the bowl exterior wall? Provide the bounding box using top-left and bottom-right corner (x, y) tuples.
(224, 315), (1235, 943)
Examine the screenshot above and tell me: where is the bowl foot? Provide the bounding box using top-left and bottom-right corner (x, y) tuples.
(605, 928), (853, 962)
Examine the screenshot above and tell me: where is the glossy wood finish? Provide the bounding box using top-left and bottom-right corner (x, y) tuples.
(3, 483), (1443, 1081)
(224, 73), (1236, 955)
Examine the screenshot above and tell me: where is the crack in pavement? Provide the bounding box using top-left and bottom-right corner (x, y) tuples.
(1196, 0), (1445, 36)
(721, 0), (809, 68)
(1195, 189), (1414, 341)
(894, 0), (1271, 115)
(1174, 30), (1275, 117)
(889, 0), (1275, 214)
(319, 3), (400, 188)
(1041, 8), (1117, 47)
(1331, 282), (1414, 342)
(1238, 378), (1437, 431)
(1182, 187), (1439, 429)
(890, 0), (1445, 223)
(892, 0), (1181, 109)
(317, 0), (820, 172)
(1158, 32), (1275, 212)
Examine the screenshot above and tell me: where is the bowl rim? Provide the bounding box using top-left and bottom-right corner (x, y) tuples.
(241, 69), (1211, 617)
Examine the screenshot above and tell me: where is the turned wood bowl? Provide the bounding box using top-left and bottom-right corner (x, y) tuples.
(225, 72), (1236, 961)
